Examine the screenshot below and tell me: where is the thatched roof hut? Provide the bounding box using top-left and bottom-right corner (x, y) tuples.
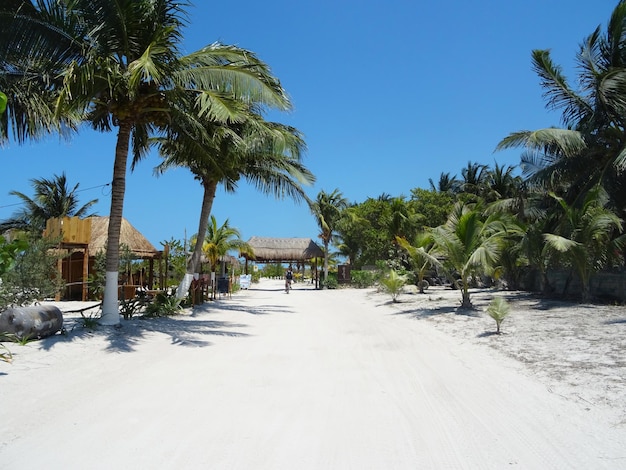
(45, 216), (162, 301)
(244, 236), (323, 262)
(89, 216), (159, 259)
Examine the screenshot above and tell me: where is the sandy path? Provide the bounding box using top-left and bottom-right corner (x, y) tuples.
(1, 279), (625, 469)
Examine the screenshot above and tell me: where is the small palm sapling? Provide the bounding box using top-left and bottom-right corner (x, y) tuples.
(487, 297), (510, 334)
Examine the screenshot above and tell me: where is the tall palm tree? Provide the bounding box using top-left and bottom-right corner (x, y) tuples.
(484, 163), (522, 202)
(430, 203), (511, 308)
(459, 161), (488, 198)
(310, 189), (348, 284)
(0, 172), (98, 233)
(497, 1), (626, 211)
(155, 109), (314, 299)
(1, 1), (292, 324)
(429, 172), (460, 193)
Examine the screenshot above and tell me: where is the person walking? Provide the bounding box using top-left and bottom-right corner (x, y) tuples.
(285, 266), (294, 293)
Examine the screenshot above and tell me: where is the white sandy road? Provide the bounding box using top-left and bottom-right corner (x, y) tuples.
(1, 279), (625, 469)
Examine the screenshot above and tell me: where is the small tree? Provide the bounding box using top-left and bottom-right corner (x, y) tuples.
(486, 297), (510, 334)
(380, 269), (406, 303)
(430, 203), (510, 308)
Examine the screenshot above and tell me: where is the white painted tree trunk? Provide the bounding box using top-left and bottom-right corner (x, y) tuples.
(100, 271), (121, 325)
(176, 272), (195, 300)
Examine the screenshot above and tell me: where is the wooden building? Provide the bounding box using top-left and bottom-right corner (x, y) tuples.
(45, 216), (162, 300)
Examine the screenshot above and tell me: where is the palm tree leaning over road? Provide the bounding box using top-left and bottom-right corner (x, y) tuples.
(155, 108), (314, 300)
(0, 172), (98, 233)
(1, 1), (292, 324)
(310, 189), (348, 286)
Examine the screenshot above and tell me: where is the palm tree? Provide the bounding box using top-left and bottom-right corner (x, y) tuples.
(459, 161), (488, 198)
(200, 217), (249, 275)
(0, 172), (98, 233)
(0, 2), (83, 142)
(430, 203), (510, 308)
(1, 1), (292, 325)
(194, 216), (251, 299)
(543, 186), (626, 302)
(310, 189), (348, 285)
(0, 91), (6, 114)
(429, 172), (460, 193)
(497, 1), (626, 212)
(385, 197), (416, 243)
(396, 232), (440, 294)
(484, 163), (522, 202)
(155, 109), (314, 299)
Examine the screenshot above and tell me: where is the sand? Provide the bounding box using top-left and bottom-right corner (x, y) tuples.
(1, 279), (625, 469)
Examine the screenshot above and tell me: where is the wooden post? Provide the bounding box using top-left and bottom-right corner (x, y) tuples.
(82, 246), (89, 301)
(149, 258), (154, 289)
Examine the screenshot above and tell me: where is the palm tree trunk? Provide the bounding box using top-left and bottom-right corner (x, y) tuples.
(460, 276), (472, 308)
(323, 239), (329, 288)
(176, 179), (217, 299)
(101, 121), (132, 325)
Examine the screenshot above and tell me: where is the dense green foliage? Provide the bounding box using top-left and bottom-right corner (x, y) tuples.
(0, 235), (63, 309)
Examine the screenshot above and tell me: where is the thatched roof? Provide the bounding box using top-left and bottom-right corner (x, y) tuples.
(244, 237), (323, 262)
(89, 216), (160, 259)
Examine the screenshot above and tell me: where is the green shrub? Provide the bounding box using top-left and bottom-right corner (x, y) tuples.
(322, 272), (338, 289)
(0, 236), (63, 310)
(350, 270), (376, 288)
(144, 291), (182, 317)
(119, 294), (149, 320)
(77, 311), (100, 330)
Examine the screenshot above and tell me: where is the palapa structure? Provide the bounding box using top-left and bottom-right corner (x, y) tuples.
(243, 236), (324, 288)
(45, 216), (162, 301)
(89, 216), (160, 260)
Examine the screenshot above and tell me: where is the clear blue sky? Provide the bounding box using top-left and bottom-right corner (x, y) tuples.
(0, 1), (618, 250)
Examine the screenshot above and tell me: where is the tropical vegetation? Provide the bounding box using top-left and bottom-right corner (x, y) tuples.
(1, 0), (305, 324)
(2, 0), (626, 315)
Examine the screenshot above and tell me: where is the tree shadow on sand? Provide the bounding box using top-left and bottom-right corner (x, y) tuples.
(394, 305), (482, 319)
(35, 310), (252, 353)
(205, 300), (294, 316)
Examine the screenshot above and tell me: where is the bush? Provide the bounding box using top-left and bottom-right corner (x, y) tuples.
(144, 291), (182, 317)
(0, 236), (63, 310)
(322, 272), (338, 289)
(350, 270), (377, 288)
